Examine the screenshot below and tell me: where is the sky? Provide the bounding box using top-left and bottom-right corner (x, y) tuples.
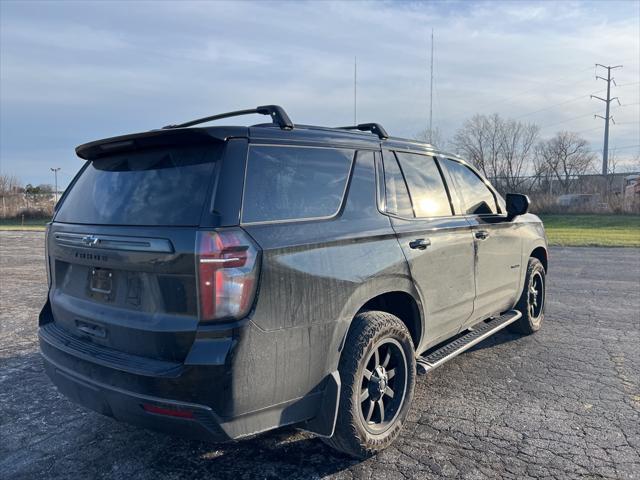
(1, 0), (639, 188)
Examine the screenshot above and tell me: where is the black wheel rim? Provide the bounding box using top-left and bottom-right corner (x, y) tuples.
(529, 271), (544, 321)
(358, 338), (408, 434)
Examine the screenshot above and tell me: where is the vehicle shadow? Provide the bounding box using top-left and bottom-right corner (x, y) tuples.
(146, 428), (360, 479)
(466, 329), (521, 353)
(1, 351), (360, 479)
(4, 328), (521, 480)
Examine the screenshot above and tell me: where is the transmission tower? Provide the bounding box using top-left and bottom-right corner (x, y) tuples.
(591, 64), (622, 176)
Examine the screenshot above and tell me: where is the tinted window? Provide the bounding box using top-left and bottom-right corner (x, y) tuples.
(382, 151), (413, 217)
(242, 146), (353, 223)
(55, 145), (220, 226)
(441, 159), (498, 215)
(395, 152), (452, 217)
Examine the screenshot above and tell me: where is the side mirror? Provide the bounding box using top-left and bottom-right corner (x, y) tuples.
(506, 193), (530, 220)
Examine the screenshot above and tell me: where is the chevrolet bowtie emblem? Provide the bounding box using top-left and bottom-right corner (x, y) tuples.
(82, 235), (100, 247)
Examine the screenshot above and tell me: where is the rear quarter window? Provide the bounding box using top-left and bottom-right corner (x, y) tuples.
(55, 145), (221, 226)
(242, 146), (354, 223)
(395, 152), (452, 217)
(382, 150), (414, 217)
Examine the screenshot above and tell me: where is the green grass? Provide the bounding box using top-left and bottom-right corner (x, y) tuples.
(0, 218), (48, 231)
(540, 214), (640, 247)
(1, 214), (638, 247)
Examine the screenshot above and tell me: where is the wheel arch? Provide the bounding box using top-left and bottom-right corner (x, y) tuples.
(357, 291), (423, 350)
(332, 275), (426, 368)
(530, 245), (548, 272)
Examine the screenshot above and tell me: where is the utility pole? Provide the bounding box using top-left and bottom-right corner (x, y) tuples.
(354, 56), (357, 125)
(50, 167), (60, 203)
(428, 28), (434, 144)
(591, 64), (622, 176)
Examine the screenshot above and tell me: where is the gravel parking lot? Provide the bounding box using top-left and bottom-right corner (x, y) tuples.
(1, 231), (639, 480)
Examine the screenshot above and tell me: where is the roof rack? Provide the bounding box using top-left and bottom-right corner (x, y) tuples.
(337, 123), (388, 140)
(162, 105), (294, 130)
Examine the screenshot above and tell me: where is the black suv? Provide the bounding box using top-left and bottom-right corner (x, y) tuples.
(39, 105), (548, 458)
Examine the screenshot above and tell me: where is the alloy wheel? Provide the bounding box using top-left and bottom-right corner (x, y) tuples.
(358, 338), (408, 434)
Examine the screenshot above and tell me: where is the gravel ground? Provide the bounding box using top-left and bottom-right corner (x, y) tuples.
(1, 231), (639, 480)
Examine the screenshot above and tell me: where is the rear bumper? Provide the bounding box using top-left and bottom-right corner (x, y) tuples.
(41, 349), (229, 442)
(38, 306), (340, 441)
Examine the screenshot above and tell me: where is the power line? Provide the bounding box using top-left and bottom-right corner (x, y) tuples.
(537, 100), (637, 132)
(507, 81), (639, 122)
(538, 112), (598, 130)
(588, 144), (640, 153)
(514, 89), (606, 120)
(460, 74), (638, 122)
(616, 101), (640, 108)
(468, 65), (596, 114)
(572, 125), (605, 135)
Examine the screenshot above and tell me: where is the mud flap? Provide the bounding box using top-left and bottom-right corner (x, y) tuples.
(300, 371), (341, 437)
(39, 298), (53, 326)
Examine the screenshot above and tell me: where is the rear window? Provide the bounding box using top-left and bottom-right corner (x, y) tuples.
(242, 146), (353, 223)
(55, 145), (220, 226)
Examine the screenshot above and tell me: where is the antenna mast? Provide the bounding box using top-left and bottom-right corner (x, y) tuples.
(428, 29), (434, 144)
(354, 56), (357, 125)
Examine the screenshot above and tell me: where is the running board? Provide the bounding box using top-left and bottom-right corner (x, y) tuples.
(416, 310), (522, 375)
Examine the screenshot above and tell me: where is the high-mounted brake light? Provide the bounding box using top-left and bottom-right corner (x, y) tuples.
(196, 229), (260, 322)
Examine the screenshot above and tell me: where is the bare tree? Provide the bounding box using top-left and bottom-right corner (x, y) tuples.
(413, 127), (446, 148)
(498, 120), (539, 191)
(534, 132), (596, 193)
(451, 114), (501, 179)
(607, 149), (640, 174)
(0, 174), (21, 195)
(451, 114), (538, 192)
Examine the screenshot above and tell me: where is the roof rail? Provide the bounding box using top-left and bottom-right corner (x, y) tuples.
(162, 105), (294, 130)
(337, 123), (388, 140)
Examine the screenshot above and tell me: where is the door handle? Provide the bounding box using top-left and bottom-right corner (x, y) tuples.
(475, 230), (490, 240)
(409, 238), (431, 250)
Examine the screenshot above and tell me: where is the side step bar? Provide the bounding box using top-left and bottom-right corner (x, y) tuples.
(416, 310), (522, 375)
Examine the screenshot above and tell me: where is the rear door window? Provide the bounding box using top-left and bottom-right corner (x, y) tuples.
(440, 158), (498, 215)
(395, 152), (452, 218)
(55, 145), (221, 226)
(242, 146), (353, 223)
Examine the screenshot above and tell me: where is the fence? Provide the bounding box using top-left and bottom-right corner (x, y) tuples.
(1, 193), (57, 220)
(2, 172), (639, 220)
(488, 172), (640, 214)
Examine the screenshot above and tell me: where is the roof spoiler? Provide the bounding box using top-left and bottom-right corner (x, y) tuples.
(75, 128), (226, 160)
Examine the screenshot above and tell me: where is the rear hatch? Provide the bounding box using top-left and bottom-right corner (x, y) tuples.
(46, 141), (224, 363)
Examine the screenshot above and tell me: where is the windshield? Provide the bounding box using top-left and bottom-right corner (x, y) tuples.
(55, 145), (221, 226)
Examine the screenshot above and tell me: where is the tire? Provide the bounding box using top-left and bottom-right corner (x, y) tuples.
(322, 310), (416, 459)
(508, 257), (546, 335)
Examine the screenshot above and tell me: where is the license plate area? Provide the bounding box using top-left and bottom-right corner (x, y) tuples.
(90, 268), (113, 294)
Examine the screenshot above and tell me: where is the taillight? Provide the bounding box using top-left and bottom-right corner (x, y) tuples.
(142, 403), (194, 418)
(196, 228), (260, 322)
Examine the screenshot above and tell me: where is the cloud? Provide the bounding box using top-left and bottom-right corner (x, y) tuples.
(1, 0), (638, 186)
